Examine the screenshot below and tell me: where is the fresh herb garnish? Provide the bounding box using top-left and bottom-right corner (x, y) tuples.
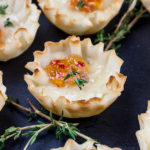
(77, 0), (85, 9)
(0, 5), (8, 15)
(0, 98), (100, 150)
(4, 18), (13, 27)
(64, 70), (88, 90)
(94, 0), (148, 51)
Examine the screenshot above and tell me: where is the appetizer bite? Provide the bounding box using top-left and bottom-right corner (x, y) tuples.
(0, 0), (40, 61)
(0, 71), (7, 111)
(141, 0), (150, 12)
(24, 36), (126, 118)
(51, 139), (121, 150)
(136, 101), (150, 150)
(38, 0), (124, 35)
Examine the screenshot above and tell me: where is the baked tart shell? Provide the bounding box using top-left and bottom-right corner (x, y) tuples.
(0, 71), (7, 111)
(0, 0), (41, 61)
(136, 101), (150, 150)
(37, 0), (124, 35)
(25, 36), (126, 118)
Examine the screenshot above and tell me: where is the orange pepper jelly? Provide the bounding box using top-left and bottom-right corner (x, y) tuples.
(0, 29), (2, 42)
(70, 0), (102, 12)
(0, 29), (4, 45)
(44, 54), (89, 87)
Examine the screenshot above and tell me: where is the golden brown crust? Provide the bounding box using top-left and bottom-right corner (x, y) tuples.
(136, 100), (150, 150)
(0, 0), (41, 61)
(24, 36), (126, 118)
(50, 139), (122, 150)
(37, 0), (124, 35)
(0, 71), (7, 111)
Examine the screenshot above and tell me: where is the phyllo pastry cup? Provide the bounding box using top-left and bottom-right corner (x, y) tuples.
(0, 71), (7, 111)
(136, 101), (150, 150)
(50, 139), (121, 150)
(24, 36), (126, 118)
(0, 0), (41, 61)
(38, 0), (124, 35)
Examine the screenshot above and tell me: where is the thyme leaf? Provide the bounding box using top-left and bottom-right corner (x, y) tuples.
(28, 112), (37, 122)
(14, 131), (21, 140)
(0, 139), (4, 150)
(77, 0), (85, 9)
(59, 111), (64, 121)
(37, 120), (45, 125)
(4, 18), (13, 27)
(22, 127), (41, 138)
(0, 5), (8, 15)
(49, 111), (54, 124)
(63, 74), (71, 81)
(4, 127), (18, 138)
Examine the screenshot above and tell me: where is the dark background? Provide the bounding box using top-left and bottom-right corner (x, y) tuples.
(0, 2), (150, 150)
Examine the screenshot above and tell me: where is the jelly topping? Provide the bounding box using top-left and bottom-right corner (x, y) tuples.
(70, 0), (102, 12)
(44, 54), (89, 87)
(0, 29), (2, 42)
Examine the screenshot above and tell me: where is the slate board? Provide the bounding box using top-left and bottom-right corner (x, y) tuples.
(0, 3), (150, 150)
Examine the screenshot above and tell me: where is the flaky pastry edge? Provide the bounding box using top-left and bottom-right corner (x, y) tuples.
(50, 139), (122, 150)
(136, 100), (150, 150)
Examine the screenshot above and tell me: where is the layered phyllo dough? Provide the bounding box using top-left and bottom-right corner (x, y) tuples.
(0, 71), (7, 111)
(136, 101), (150, 150)
(51, 139), (121, 150)
(141, 0), (150, 12)
(0, 0), (41, 61)
(24, 36), (126, 118)
(38, 0), (124, 35)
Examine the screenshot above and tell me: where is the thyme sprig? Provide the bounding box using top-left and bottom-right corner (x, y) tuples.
(0, 124), (48, 150)
(64, 71), (88, 90)
(95, 0), (148, 51)
(4, 18), (13, 27)
(0, 98), (100, 150)
(0, 5), (8, 15)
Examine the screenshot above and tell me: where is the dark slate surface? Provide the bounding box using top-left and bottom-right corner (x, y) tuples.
(0, 4), (150, 150)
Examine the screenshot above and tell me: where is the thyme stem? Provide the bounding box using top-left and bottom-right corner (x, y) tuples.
(104, 7), (147, 51)
(23, 124), (52, 150)
(128, 8), (146, 29)
(5, 132), (17, 141)
(27, 98), (50, 121)
(9, 100), (32, 114)
(115, 0), (137, 33)
(94, 0), (148, 51)
(5, 99), (98, 147)
(8, 98), (78, 126)
(20, 124), (48, 131)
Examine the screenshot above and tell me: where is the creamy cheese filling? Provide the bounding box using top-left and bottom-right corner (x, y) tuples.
(35, 62), (111, 102)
